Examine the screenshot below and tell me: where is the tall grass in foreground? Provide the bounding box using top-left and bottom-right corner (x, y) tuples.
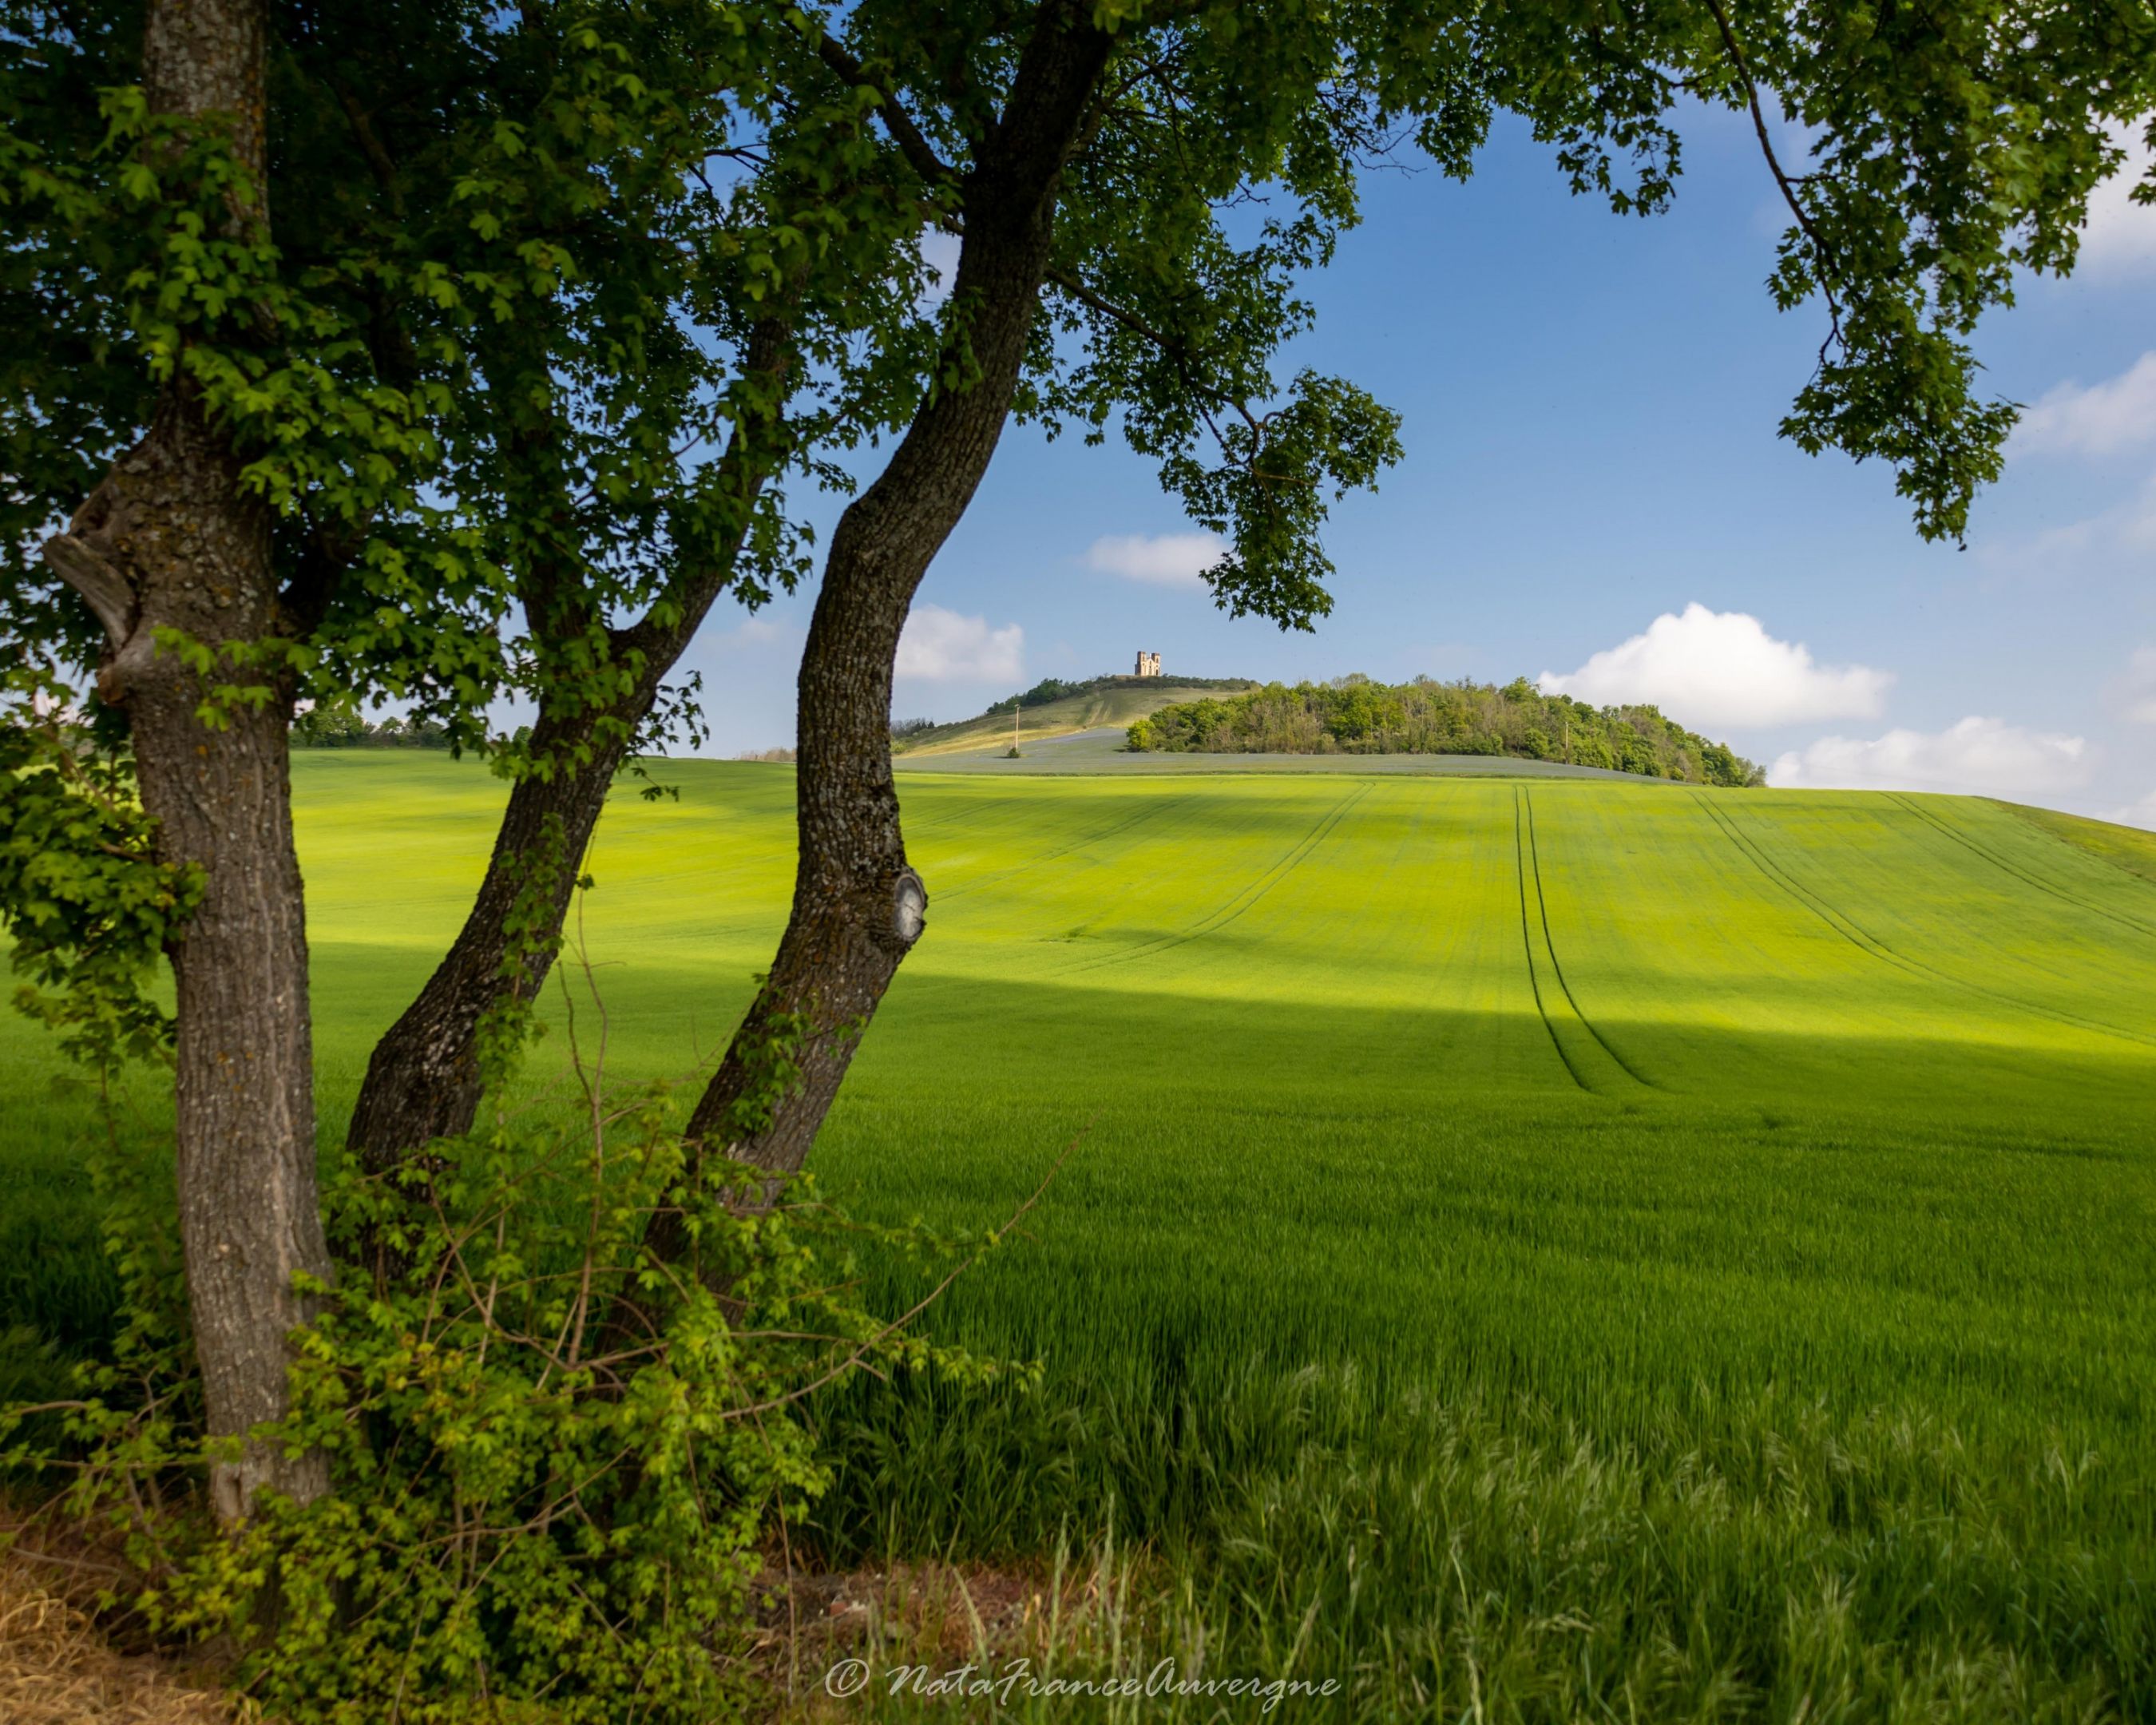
(807, 1366), (2148, 1721)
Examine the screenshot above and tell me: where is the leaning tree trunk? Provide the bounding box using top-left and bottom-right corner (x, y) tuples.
(41, 0), (333, 1526)
(684, 8), (1112, 1178)
(346, 325), (794, 1172)
(344, 704), (636, 1168)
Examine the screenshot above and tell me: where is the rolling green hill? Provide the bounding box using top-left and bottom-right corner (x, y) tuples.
(890, 674), (1251, 755)
(6, 755), (2155, 1717)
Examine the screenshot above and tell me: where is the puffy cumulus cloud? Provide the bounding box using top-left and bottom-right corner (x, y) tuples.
(894, 604), (1024, 684)
(2110, 645), (2156, 725)
(1083, 531), (1225, 590)
(1770, 718), (2089, 797)
(2078, 129), (2156, 278)
(1536, 603), (1892, 729)
(2012, 352), (2156, 456)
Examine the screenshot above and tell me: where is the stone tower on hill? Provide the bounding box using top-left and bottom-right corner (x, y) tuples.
(1134, 651), (1161, 677)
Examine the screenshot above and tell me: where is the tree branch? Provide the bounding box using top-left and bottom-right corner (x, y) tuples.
(1699, 0), (1845, 355)
(1048, 267), (1175, 349)
(615, 311), (799, 669)
(276, 520), (362, 639)
(41, 533), (134, 649)
(1047, 267), (1268, 450)
(328, 75), (405, 217)
(815, 35), (961, 189)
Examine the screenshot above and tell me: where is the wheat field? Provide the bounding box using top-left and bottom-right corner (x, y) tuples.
(6, 754), (2154, 1719)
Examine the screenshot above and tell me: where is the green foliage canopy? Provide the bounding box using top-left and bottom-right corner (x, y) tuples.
(0, 0), (940, 1051)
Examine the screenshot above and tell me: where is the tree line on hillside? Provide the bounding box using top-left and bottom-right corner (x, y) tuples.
(1128, 676), (1766, 786)
(291, 710), (452, 748)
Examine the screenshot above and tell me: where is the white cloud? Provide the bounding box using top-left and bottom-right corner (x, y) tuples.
(2111, 645), (2156, 725)
(2102, 789), (2156, 832)
(1536, 603), (1892, 729)
(2013, 353), (2156, 456)
(894, 604), (1024, 684)
(1083, 531), (1225, 590)
(1770, 717), (2089, 798)
(2078, 129), (2156, 279)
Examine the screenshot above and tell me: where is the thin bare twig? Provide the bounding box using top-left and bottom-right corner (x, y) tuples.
(1699, 0), (1845, 363)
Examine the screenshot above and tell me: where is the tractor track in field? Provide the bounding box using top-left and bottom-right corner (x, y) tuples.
(1522, 791), (1660, 1090)
(1512, 791), (1655, 1095)
(933, 792), (1203, 905)
(1055, 781), (1377, 976)
(1885, 792), (2156, 942)
(1694, 795), (2156, 1052)
(1513, 791), (1590, 1090)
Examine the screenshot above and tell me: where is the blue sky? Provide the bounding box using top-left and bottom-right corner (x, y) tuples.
(683, 105), (2156, 826)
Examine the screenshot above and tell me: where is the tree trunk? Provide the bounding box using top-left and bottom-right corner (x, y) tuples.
(133, 527), (333, 1526)
(344, 706), (633, 1167)
(684, 6), (1112, 1178)
(41, 0), (335, 1527)
(345, 328), (794, 1171)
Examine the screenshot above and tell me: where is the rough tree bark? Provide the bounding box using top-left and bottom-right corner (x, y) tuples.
(343, 704), (636, 1166)
(41, 0), (335, 1525)
(684, 3), (1112, 1176)
(346, 322), (795, 1171)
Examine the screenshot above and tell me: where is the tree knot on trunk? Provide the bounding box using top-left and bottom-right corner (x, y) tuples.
(876, 866), (928, 955)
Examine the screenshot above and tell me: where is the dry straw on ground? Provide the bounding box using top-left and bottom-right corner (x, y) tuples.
(0, 1556), (244, 1724)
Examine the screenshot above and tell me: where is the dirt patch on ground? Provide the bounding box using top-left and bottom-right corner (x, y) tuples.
(755, 1556), (1081, 1660)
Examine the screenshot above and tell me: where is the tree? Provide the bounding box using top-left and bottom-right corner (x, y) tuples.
(679, 0), (2154, 1182)
(7, 0), (351, 1525)
(331, 65), (933, 1172)
(0, 0), (925, 1515)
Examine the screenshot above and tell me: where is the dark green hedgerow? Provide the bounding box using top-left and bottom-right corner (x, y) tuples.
(1129, 675), (1765, 784)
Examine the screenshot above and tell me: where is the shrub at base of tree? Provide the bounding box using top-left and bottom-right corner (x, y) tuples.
(0, 1061), (1026, 1725)
(1127, 676), (1765, 787)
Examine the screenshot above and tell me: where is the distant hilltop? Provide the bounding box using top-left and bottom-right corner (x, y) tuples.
(890, 670), (1762, 786)
(1128, 676), (1764, 786)
(891, 672), (1256, 756)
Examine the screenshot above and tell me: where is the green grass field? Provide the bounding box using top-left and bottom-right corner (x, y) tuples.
(6, 753), (2156, 1719)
